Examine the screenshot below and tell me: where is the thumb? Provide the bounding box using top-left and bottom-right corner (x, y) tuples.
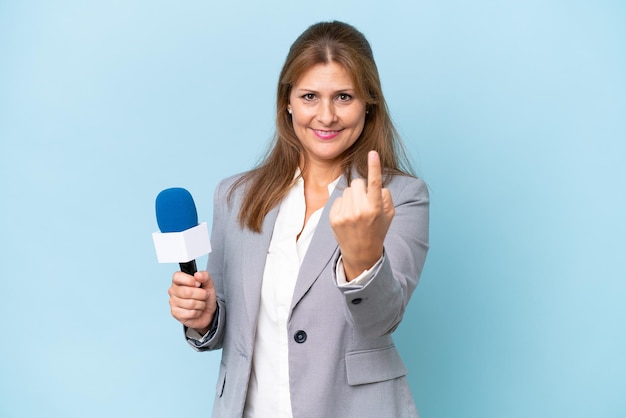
(193, 271), (212, 288)
(381, 188), (395, 219)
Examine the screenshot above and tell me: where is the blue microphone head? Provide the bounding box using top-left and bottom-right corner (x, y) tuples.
(155, 188), (198, 233)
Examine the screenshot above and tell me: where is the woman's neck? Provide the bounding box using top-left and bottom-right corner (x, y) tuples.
(299, 158), (343, 190)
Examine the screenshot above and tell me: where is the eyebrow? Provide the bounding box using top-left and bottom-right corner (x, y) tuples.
(293, 87), (356, 94)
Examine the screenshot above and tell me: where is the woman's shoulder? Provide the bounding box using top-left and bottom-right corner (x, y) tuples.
(216, 172), (246, 189)
(385, 173), (429, 202)
(386, 172), (427, 189)
(215, 170), (252, 194)
(212, 170), (259, 208)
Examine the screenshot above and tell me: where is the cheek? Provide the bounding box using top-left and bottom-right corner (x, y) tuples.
(292, 108), (315, 128)
(347, 105), (367, 127)
(351, 112), (367, 134)
(351, 117), (367, 145)
(291, 114), (311, 143)
(291, 113), (307, 130)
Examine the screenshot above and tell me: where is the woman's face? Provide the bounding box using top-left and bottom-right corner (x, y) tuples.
(288, 61), (366, 169)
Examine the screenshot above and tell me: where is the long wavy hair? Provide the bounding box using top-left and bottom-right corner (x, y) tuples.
(230, 21), (414, 232)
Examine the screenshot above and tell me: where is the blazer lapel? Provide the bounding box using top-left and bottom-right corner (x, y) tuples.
(290, 174), (348, 311)
(240, 205), (279, 330)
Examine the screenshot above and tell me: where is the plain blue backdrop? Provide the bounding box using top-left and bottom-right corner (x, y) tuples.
(1, 1), (624, 417)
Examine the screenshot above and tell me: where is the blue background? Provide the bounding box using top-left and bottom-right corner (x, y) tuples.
(1, 1), (624, 417)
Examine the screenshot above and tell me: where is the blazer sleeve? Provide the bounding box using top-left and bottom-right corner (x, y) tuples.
(333, 176), (430, 339)
(185, 179), (230, 351)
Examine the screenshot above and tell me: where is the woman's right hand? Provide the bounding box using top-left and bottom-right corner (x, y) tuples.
(168, 270), (217, 335)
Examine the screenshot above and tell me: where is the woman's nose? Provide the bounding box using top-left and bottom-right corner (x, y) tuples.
(317, 100), (337, 125)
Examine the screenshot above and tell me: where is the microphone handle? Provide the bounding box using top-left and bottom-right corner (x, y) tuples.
(179, 260), (197, 276)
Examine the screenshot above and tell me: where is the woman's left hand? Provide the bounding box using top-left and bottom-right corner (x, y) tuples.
(330, 150), (395, 280)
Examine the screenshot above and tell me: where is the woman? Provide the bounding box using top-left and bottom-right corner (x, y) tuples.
(168, 21), (429, 418)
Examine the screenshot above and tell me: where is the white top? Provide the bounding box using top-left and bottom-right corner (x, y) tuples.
(244, 175), (381, 417)
(187, 175), (381, 417)
(243, 175), (321, 417)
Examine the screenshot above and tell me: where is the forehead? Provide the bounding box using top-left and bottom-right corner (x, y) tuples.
(293, 62), (355, 90)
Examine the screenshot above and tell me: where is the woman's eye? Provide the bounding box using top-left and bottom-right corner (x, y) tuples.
(302, 93), (316, 101)
(338, 93), (352, 102)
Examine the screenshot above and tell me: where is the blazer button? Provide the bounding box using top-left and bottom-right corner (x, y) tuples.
(351, 298), (363, 305)
(294, 330), (307, 343)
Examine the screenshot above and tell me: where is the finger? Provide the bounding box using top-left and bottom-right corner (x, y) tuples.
(339, 187), (356, 218)
(169, 283), (208, 301)
(331, 187), (353, 219)
(170, 305), (203, 321)
(172, 271), (197, 286)
(329, 196), (343, 223)
(170, 294), (207, 311)
(367, 150), (383, 201)
(344, 179), (367, 204)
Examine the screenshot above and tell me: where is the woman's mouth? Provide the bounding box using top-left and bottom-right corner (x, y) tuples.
(313, 129), (341, 140)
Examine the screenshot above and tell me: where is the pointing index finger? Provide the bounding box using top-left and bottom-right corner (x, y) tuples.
(367, 150), (383, 200)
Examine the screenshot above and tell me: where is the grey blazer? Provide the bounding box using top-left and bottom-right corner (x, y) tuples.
(189, 171), (429, 418)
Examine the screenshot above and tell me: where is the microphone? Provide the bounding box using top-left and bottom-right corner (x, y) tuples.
(152, 187), (211, 275)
